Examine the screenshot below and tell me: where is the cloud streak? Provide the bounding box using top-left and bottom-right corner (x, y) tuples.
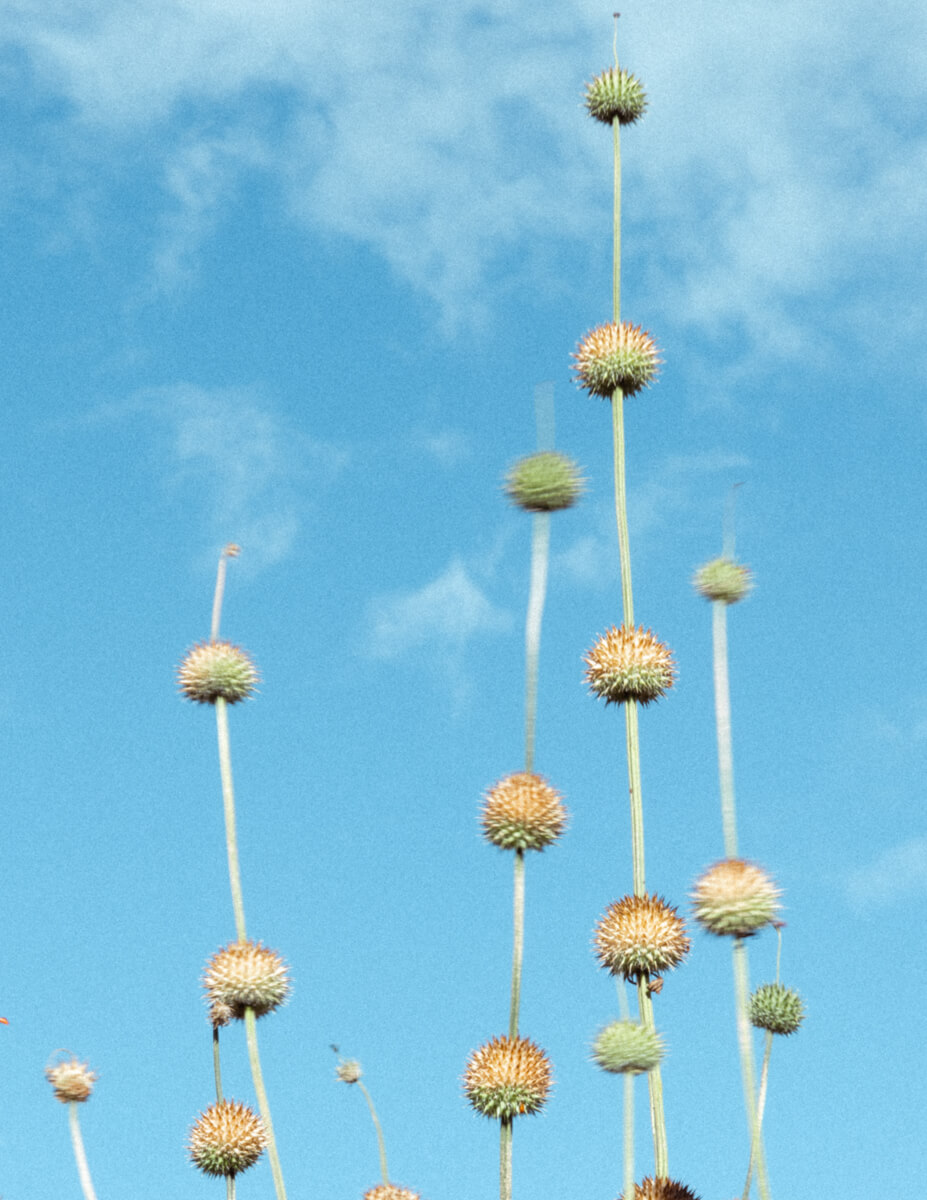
(846, 836), (927, 911)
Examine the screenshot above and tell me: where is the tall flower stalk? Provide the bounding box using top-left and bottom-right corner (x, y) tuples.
(45, 1055), (99, 1200)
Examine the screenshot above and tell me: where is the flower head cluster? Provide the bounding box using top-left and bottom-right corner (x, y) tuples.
(584, 67), (648, 125)
(591, 1020), (665, 1075)
(593, 894), (690, 981)
(45, 1055), (97, 1103)
(178, 640), (259, 704)
(749, 983), (805, 1035)
(504, 451), (585, 513)
(573, 322), (661, 398)
(619, 1179), (702, 1200)
(692, 557), (753, 604)
(584, 625), (675, 706)
(203, 939), (291, 1019)
(188, 1100), (266, 1177)
(463, 1035), (552, 1120)
(481, 772), (568, 851)
(692, 859), (781, 937)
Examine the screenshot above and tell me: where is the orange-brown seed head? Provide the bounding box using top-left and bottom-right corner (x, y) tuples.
(584, 625), (675, 707)
(463, 1035), (552, 1120)
(593, 894), (690, 981)
(481, 772), (568, 851)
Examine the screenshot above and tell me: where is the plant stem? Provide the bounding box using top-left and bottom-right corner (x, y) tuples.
(228, 1176), (236, 1200)
(67, 1103), (98, 1200)
(524, 512), (550, 774)
(213, 1026), (225, 1101)
(613, 115), (621, 322)
(712, 600), (739, 858)
(731, 939), (770, 1200)
(244, 1006), (287, 1200)
(743, 1031), (774, 1199)
(357, 1079), (391, 1183)
(215, 696), (247, 942)
(636, 981), (668, 1178)
(500, 1118), (513, 1200)
(509, 850), (526, 1038)
(623, 1071), (634, 1200)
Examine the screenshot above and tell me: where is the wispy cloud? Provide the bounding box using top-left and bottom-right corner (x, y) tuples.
(846, 836), (927, 911)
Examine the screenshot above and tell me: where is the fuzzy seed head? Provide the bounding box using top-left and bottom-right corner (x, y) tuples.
(504, 451), (585, 513)
(336, 1058), (363, 1084)
(188, 1100), (266, 1177)
(749, 983), (805, 1035)
(584, 625), (675, 706)
(619, 1178), (703, 1200)
(363, 1187), (422, 1200)
(45, 1055), (97, 1103)
(692, 859), (781, 938)
(584, 67), (648, 125)
(178, 640), (258, 705)
(481, 772), (568, 851)
(593, 894), (690, 981)
(203, 940), (291, 1019)
(591, 1020), (665, 1075)
(693, 557), (753, 604)
(573, 322), (661, 398)
(463, 1035), (552, 1120)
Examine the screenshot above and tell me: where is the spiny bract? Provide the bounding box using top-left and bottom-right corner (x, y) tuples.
(463, 1035), (552, 1120)
(749, 982), (805, 1035)
(584, 624), (675, 706)
(481, 771), (568, 851)
(584, 67), (648, 125)
(188, 1100), (266, 1177)
(573, 321), (661, 398)
(593, 894), (690, 981)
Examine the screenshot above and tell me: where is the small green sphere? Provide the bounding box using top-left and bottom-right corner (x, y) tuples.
(591, 1020), (665, 1075)
(584, 68), (648, 125)
(693, 557), (753, 604)
(504, 451), (585, 513)
(749, 983), (805, 1036)
(178, 641), (259, 704)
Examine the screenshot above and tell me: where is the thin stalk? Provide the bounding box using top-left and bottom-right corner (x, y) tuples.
(509, 850), (526, 1037)
(500, 1118), (513, 1200)
(215, 697), (247, 942)
(213, 1026), (225, 1101)
(623, 1071), (635, 1200)
(228, 1177), (236, 1200)
(636, 981), (668, 1178)
(357, 1079), (391, 1184)
(613, 115), (621, 322)
(712, 600), (739, 858)
(244, 1007), (287, 1200)
(67, 1103), (98, 1200)
(731, 940), (770, 1200)
(524, 513), (551, 774)
(211, 543), (240, 641)
(743, 1031), (774, 1199)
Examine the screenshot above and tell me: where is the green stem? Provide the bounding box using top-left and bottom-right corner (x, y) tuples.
(215, 697), (247, 942)
(228, 1176), (236, 1200)
(636, 980), (668, 1178)
(500, 1117), (513, 1200)
(624, 701), (646, 897)
(213, 1025), (224, 1101)
(357, 1080), (390, 1184)
(524, 513), (550, 774)
(509, 850), (526, 1038)
(712, 601), (739, 857)
(731, 940), (770, 1200)
(623, 1071), (634, 1200)
(613, 116), (621, 321)
(67, 1103), (98, 1200)
(743, 1031), (774, 1199)
(244, 1007), (287, 1200)
(611, 391), (634, 625)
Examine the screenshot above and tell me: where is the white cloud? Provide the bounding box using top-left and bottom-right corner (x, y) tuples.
(846, 836), (927, 911)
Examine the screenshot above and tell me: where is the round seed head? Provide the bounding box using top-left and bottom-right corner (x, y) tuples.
(593, 894), (690, 981)
(481, 772), (568, 851)
(364, 1187), (422, 1200)
(691, 859), (781, 938)
(693, 557), (753, 604)
(573, 322), (661, 398)
(178, 640), (259, 704)
(463, 1035), (552, 1119)
(504, 451), (585, 512)
(45, 1054), (97, 1103)
(591, 1020), (665, 1075)
(336, 1058), (363, 1084)
(584, 625), (675, 707)
(619, 1179), (702, 1200)
(203, 939), (291, 1019)
(749, 983), (805, 1036)
(584, 67), (648, 125)
(188, 1100), (266, 1177)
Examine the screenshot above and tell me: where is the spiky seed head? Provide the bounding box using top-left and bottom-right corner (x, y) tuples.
(573, 322), (661, 398)
(336, 1058), (363, 1084)
(691, 859), (781, 938)
(591, 1020), (665, 1075)
(203, 940), (291, 1019)
(481, 772), (568, 851)
(584, 625), (675, 707)
(188, 1100), (266, 1177)
(363, 1187), (422, 1200)
(504, 451), (585, 513)
(593, 894), (690, 981)
(45, 1055), (97, 1103)
(749, 983), (805, 1035)
(584, 67), (648, 125)
(619, 1178), (703, 1200)
(463, 1035), (552, 1119)
(208, 999), (234, 1028)
(693, 557), (753, 604)
(177, 640), (259, 704)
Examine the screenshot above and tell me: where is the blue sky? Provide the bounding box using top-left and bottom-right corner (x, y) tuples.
(2, 1), (926, 1196)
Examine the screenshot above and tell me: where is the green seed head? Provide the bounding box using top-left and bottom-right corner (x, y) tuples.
(591, 1020), (665, 1075)
(692, 859), (781, 938)
(463, 1035), (552, 1119)
(188, 1100), (266, 1177)
(177, 640), (259, 704)
(749, 983), (805, 1035)
(693, 557), (753, 604)
(504, 451), (585, 512)
(573, 321), (661, 398)
(584, 67), (648, 125)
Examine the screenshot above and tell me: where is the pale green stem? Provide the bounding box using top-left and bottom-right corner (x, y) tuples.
(731, 940), (770, 1200)
(611, 392), (633, 624)
(213, 1026), (224, 1101)
(524, 513), (550, 774)
(509, 850), (526, 1038)
(228, 1176), (236, 1200)
(712, 600), (739, 858)
(613, 116), (621, 321)
(244, 1007), (287, 1200)
(67, 1103), (98, 1200)
(623, 1071), (634, 1200)
(624, 701), (646, 896)
(357, 1080), (390, 1183)
(500, 1118), (513, 1200)
(211, 553), (229, 641)
(743, 1031), (774, 1199)
(636, 980), (668, 1178)
(215, 697), (247, 942)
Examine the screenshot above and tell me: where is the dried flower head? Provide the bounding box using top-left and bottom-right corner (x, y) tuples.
(177, 640), (259, 704)
(336, 1058), (363, 1084)
(584, 67), (648, 125)
(45, 1055), (97, 1103)
(363, 1187), (422, 1200)
(692, 859), (781, 938)
(584, 625), (675, 706)
(463, 1035), (552, 1120)
(203, 939), (291, 1019)
(593, 894), (690, 981)
(188, 1100), (266, 1177)
(591, 1020), (665, 1075)
(619, 1178), (702, 1200)
(693, 557), (753, 604)
(573, 321), (661, 398)
(481, 772), (568, 851)
(749, 983), (805, 1036)
(504, 451), (585, 513)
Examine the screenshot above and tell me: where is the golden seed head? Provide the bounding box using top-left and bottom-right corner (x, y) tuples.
(619, 1178), (703, 1200)
(573, 321), (661, 398)
(692, 557), (753, 604)
(363, 1187), (422, 1200)
(591, 1019), (665, 1075)
(188, 1100), (266, 1177)
(593, 894), (690, 981)
(584, 67), (648, 125)
(463, 1035), (552, 1120)
(691, 859), (782, 938)
(504, 451), (585, 512)
(335, 1058), (363, 1084)
(481, 772), (568, 851)
(203, 939), (291, 1019)
(45, 1055), (98, 1103)
(584, 625), (675, 706)
(177, 640), (259, 705)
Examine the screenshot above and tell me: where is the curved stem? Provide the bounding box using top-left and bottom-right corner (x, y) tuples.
(67, 1103), (98, 1200)
(712, 600), (739, 857)
(731, 940), (770, 1200)
(215, 697), (247, 942)
(244, 1007), (287, 1200)
(509, 850), (526, 1038)
(500, 1117), (513, 1200)
(357, 1080), (390, 1184)
(524, 513), (551, 774)
(743, 1031), (774, 1199)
